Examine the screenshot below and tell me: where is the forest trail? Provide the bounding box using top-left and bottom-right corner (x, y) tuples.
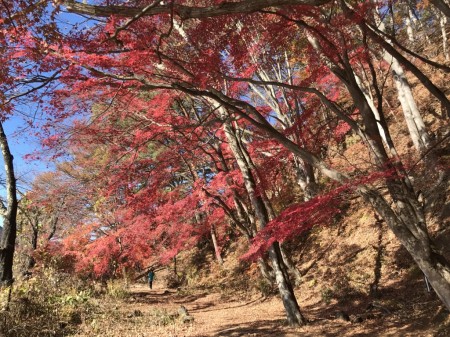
(123, 283), (292, 337)
(72, 281), (449, 337)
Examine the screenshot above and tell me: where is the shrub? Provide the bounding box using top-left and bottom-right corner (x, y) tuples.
(106, 279), (130, 299)
(320, 287), (334, 305)
(165, 272), (185, 289)
(0, 267), (94, 337)
(256, 279), (275, 297)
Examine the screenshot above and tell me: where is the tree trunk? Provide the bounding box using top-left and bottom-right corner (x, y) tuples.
(375, 13), (431, 152)
(221, 112), (305, 326)
(440, 12), (449, 61)
(354, 73), (389, 146)
(294, 159), (317, 201)
(210, 224), (224, 265)
(0, 122), (18, 285)
(406, 6), (431, 46)
(363, 18), (450, 116)
(269, 242), (305, 325)
(248, 57), (319, 200)
(303, 26), (450, 309)
(405, 7), (415, 43)
(47, 214), (59, 241)
(280, 244), (302, 285)
(257, 257), (274, 281)
(173, 256), (177, 275)
(27, 228), (38, 270)
(364, 187), (450, 309)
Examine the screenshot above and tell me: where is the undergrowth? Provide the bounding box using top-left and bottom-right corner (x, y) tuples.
(0, 267), (130, 337)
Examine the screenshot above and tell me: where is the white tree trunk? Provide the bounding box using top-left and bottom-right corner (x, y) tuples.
(388, 57), (431, 151)
(375, 13), (431, 151)
(354, 74), (389, 146)
(219, 107), (305, 326)
(0, 121), (18, 285)
(210, 224), (224, 265)
(440, 12), (449, 61)
(406, 8), (415, 43)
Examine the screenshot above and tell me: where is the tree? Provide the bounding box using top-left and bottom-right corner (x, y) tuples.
(0, 123), (18, 284)
(17, 172), (73, 271)
(0, 0), (64, 284)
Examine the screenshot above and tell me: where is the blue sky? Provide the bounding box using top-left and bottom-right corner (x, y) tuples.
(0, 8), (100, 228)
(0, 115), (53, 194)
(0, 9), (94, 193)
(0, 115), (51, 227)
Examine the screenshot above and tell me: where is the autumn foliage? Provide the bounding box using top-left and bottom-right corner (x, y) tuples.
(3, 0), (450, 323)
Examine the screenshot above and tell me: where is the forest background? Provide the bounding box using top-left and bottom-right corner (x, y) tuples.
(0, 0), (449, 335)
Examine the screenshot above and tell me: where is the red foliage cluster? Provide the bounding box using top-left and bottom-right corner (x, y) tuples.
(9, 0), (428, 279)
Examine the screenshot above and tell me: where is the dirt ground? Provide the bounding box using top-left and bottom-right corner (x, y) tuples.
(72, 279), (450, 337)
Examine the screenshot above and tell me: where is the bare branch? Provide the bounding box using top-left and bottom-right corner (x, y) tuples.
(5, 71), (62, 105)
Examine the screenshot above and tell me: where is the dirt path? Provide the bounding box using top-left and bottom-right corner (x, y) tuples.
(126, 283), (292, 337)
(73, 282), (450, 337)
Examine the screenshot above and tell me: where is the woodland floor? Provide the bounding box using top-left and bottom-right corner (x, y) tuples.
(71, 280), (450, 337)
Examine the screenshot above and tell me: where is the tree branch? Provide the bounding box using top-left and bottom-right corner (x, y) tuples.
(64, 0), (331, 19)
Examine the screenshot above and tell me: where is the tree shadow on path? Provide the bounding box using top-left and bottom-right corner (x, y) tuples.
(211, 319), (287, 337)
(190, 295), (266, 314)
(129, 286), (209, 306)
